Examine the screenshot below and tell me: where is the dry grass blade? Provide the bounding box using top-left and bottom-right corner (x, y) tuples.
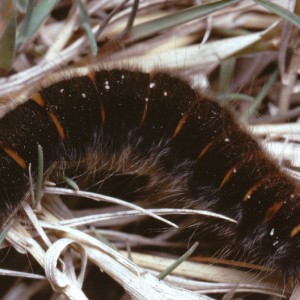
(44, 187), (179, 228)
(6, 224), (88, 299)
(0, 269), (45, 279)
(112, 27), (276, 72)
(44, 238), (87, 292)
(22, 202), (52, 248)
(119, 251), (285, 290)
(40, 221), (210, 300)
(55, 205), (237, 228)
(290, 283), (300, 300)
(155, 274), (288, 298)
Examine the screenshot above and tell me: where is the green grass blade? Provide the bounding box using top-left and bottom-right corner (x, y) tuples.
(219, 57), (236, 93)
(35, 144), (44, 204)
(62, 175), (80, 191)
(15, 0), (27, 13)
(0, 3), (16, 73)
(16, 0), (59, 47)
(158, 242), (199, 280)
(242, 68), (278, 121)
(128, 0), (241, 42)
(216, 93), (254, 102)
(76, 0), (98, 56)
(82, 23), (98, 56)
(255, 0), (300, 28)
(0, 222), (12, 246)
(91, 227), (118, 251)
(17, 0), (34, 43)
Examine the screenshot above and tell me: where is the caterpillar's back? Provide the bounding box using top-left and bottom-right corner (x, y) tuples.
(0, 68), (299, 279)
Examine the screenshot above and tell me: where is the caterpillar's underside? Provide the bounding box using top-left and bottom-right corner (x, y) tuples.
(0, 68), (299, 279)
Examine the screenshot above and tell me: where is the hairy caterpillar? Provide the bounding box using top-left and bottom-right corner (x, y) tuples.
(0, 68), (299, 280)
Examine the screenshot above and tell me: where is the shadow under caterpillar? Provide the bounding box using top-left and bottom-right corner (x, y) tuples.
(0, 68), (299, 280)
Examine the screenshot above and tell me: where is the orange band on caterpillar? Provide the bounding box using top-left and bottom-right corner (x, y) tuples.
(47, 112), (65, 141)
(3, 147), (27, 169)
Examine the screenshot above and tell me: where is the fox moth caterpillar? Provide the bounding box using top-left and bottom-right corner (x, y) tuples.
(0, 67), (299, 280)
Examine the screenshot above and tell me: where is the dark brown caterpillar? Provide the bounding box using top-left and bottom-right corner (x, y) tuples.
(0, 68), (299, 279)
